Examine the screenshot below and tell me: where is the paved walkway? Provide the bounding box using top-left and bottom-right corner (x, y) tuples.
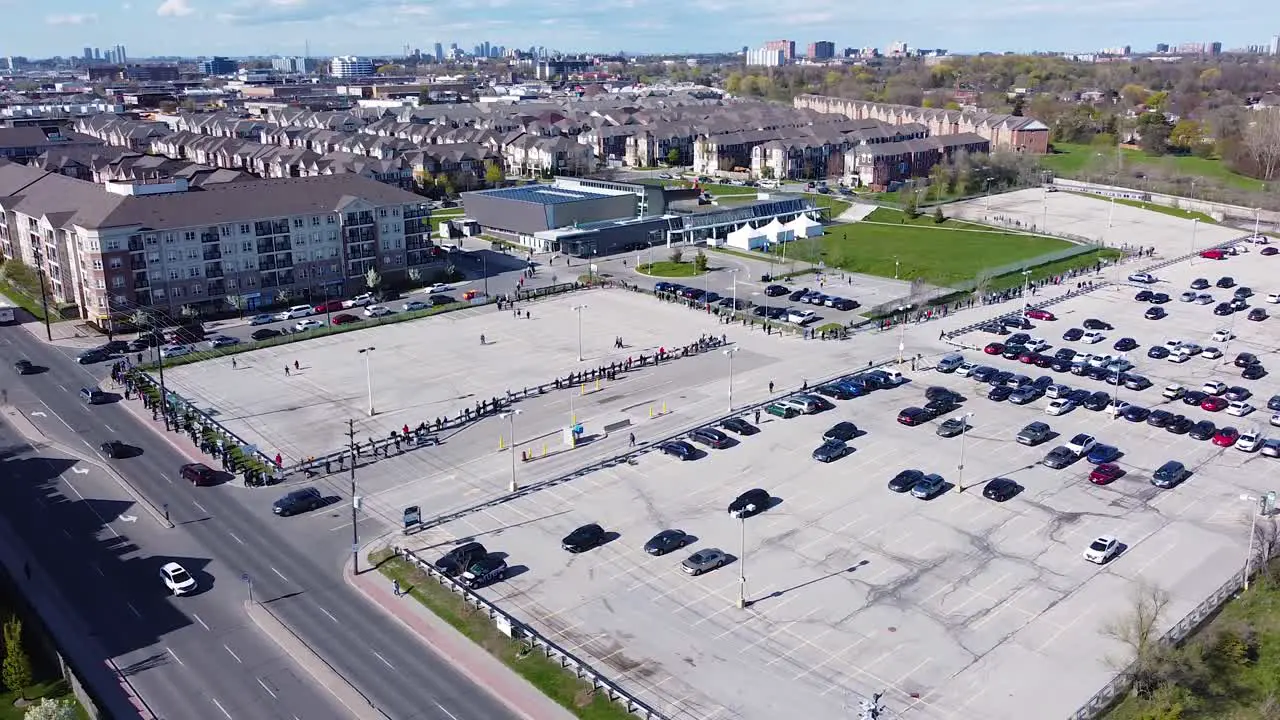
(345, 550), (577, 720)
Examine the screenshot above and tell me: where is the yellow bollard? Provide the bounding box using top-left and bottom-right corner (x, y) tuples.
(649, 405), (654, 418)
(662, 401), (668, 414)
(499, 435), (506, 451)
(542, 443), (548, 456)
(580, 383), (586, 396)
(595, 378), (601, 390)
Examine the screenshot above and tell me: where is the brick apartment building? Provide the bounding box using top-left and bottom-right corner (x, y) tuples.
(0, 160), (432, 326)
(793, 95), (1050, 154)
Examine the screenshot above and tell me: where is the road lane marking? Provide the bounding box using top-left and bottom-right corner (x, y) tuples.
(193, 613), (209, 631)
(167, 647), (184, 665)
(103, 424), (115, 432)
(224, 644), (242, 663)
(37, 399), (74, 431)
(435, 701), (461, 720)
(271, 567), (288, 582)
(318, 606), (338, 623)
(228, 531), (245, 545)
(126, 602), (141, 618)
(192, 500), (208, 513)
(372, 650), (395, 670)
(257, 677), (278, 699)
(211, 696), (233, 720)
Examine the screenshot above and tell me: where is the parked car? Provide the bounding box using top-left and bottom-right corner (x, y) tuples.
(982, 477), (1020, 501)
(643, 530), (690, 556)
(248, 313), (277, 325)
(561, 523), (607, 553)
(251, 328), (282, 341)
(888, 469), (925, 493)
(690, 427), (731, 449)
(1152, 460), (1188, 488)
(909, 473), (946, 499)
(681, 549), (728, 576)
(459, 556), (508, 588)
(1083, 536), (1121, 564)
(1016, 421), (1052, 445)
(728, 489), (772, 518)
(720, 417), (758, 435)
(936, 416), (971, 438)
(658, 440), (697, 460)
(435, 542), (488, 576)
(1090, 463), (1124, 484)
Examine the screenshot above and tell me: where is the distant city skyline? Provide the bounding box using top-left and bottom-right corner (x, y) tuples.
(2, 0), (1276, 58)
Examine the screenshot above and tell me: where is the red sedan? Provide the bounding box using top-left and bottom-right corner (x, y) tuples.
(1090, 463), (1124, 484)
(314, 299), (345, 313)
(1200, 249), (1226, 260)
(331, 313), (361, 325)
(1213, 427), (1240, 447)
(984, 342), (1005, 355)
(1026, 309), (1056, 321)
(1201, 396), (1229, 412)
(1019, 352), (1039, 364)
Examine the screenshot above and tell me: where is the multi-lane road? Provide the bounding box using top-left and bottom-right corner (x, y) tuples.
(0, 325), (517, 720)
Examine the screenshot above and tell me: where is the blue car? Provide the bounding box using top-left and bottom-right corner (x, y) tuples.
(1086, 444), (1122, 464)
(249, 313), (276, 325)
(834, 380), (867, 397)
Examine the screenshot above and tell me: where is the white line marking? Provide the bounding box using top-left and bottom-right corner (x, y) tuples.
(372, 650), (395, 670)
(57, 384), (67, 393)
(318, 606), (338, 623)
(126, 602), (141, 618)
(271, 567), (288, 582)
(38, 399), (74, 430)
(224, 644), (242, 663)
(192, 500), (208, 513)
(103, 424), (116, 432)
(228, 531), (245, 545)
(211, 696), (233, 720)
(167, 647), (184, 665)
(257, 677), (278, 699)
(91, 563), (104, 576)
(193, 613), (210, 631)
(434, 701), (461, 720)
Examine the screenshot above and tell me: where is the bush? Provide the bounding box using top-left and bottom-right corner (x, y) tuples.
(669, 248), (684, 264)
(933, 206), (945, 223)
(694, 251), (708, 273)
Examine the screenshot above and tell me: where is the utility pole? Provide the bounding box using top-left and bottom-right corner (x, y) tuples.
(347, 420), (361, 574)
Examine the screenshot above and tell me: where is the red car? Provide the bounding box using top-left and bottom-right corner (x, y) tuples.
(1018, 352), (1039, 364)
(331, 313), (360, 325)
(1200, 249), (1226, 260)
(1213, 427), (1240, 447)
(1201, 396), (1229, 412)
(1025, 309), (1056, 321)
(314, 299), (345, 313)
(984, 342), (1005, 355)
(1034, 355), (1055, 368)
(1090, 463), (1124, 484)
(180, 462), (218, 486)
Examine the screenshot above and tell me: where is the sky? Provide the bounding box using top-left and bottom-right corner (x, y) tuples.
(1, 0), (1273, 58)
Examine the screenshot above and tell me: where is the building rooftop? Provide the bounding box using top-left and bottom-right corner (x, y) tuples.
(470, 183), (619, 206)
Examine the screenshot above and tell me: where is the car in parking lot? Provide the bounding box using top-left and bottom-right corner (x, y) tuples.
(1082, 330), (1105, 344)
(1217, 276), (1236, 288)
(1144, 307), (1167, 320)
(1084, 536), (1120, 564)
(728, 489), (772, 517)
(1202, 347), (1223, 359)
(1015, 421), (1052, 446)
(1121, 406), (1150, 422)
(643, 530), (691, 556)
(1227, 399), (1255, 417)
(1238, 429), (1265, 452)
(562, 523), (607, 553)
(812, 439), (850, 462)
(159, 344), (193, 359)
(1043, 446), (1078, 468)
(1213, 427), (1241, 447)
(248, 313), (276, 325)
(764, 403), (798, 419)
(435, 542), (488, 576)
(1146, 409), (1175, 428)
(897, 407), (933, 426)
(460, 556), (508, 588)
(1162, 384), (1186, 400)
(689, 427), (731, 449)
(1202, 381), (1228, 395)
(1086, 444), (1121, 464)
(207, 335), (239, 348)
(1147, 346), (1170, 359)
(987, 386), (1014, 402)
(659, 440), (698, 460)
(983, 478), (1020, 501)
(910, 473), (946, 499)
(1179, 291), (1198, 302)
(1082, 392), (1112, 411)
(681, 548), (728, 576)
(1025, 309), (1056, 320)
(823, 422), (859, 442)
(720, 417), (757, 435)
(1062, 328), (1084, 341)
(1066, 433), (1096, 456)
(1196, 294), (1215, 305)
(1090, 463), (1124, 484)
(272, 487), (324, 516)
(763, 284), (789, 297)
(1166, 415), (1195, 434)
(935, 416), (970, 438)
(1113, 337), (1138, 351)
(1249, 308), (1268, 321)
(887, 469), (925, 493)
(1189, 420), (1217, 440)
(1008, 386), (1043, 405)
(1263, 439), (1280, 457)
(1245, 365), (1268, 380)
(1202, 396), (1229, 412)
(1152, 460), (1188, 488)
(1045, 398), (1075, 415)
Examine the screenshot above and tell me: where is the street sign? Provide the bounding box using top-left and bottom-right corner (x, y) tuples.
(240, 572), (250, 584)
(403, 506), (421, 533)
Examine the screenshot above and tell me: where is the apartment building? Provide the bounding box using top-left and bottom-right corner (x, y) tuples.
(0, 160), (432, 326)
(847, 133), (991, 188)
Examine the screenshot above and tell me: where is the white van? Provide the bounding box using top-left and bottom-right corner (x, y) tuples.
(787, 308), (817, 325)
(278, 304), (314, 320)
(759, 179), (781, 189)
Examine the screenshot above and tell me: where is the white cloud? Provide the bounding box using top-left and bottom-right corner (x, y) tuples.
(46, 12), (98, 24)
(122, 2), (133, 8)
(157, 0), (195, 17)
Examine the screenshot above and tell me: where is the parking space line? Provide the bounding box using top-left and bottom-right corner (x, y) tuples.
(1035, 604), (1095, 652)
(969, 585), (1036, 631)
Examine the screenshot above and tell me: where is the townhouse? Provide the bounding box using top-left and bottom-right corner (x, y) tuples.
(847, 133), (991, 189)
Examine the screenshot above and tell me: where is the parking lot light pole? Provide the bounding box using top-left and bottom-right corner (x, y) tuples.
(358, 347), (376, 416)
(896, 306), (909, 367)
(894, 256), (900, 280)
(572, 304), (587, 362)
(954, 411), (975, 493)
(731, 268), (739, 313)
(502, 410), (522, 492)
(1255, 208), (1262, 239)
(724, 346), (739, 411)
(737, 517), (747, 609)
(1242, 493), (1266, 590)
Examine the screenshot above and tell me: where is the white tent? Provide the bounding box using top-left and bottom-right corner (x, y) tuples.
(760, 217), (794, 244)
(786, 214), (823, 239)
(725, 224), (767, 251)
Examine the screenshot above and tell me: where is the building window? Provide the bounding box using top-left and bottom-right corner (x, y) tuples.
(187, 267), (200, 278)
(379, 209), (387, 218)
(227, 279), (238, 289)
(165, 233), (176, 243)
(183, 231), (196, 242)
(241, 241), (252, 253)
(168, 269), (179, 280)
(167, 251), (178, 262)
(96, 279), (105, 289)
(172, 287), (184, 298)
(392, 208), (400, 217)
(148, 252), (160, 263)
(185, 248), (198, 260)
(111, 276), (125, 288)
(92, 259), (103, 270)
(104, 238), (121, 251)
(240, 224), (251, 234)
(311, 216), (320, 226)
(153, 288), (165, 300)
(326, 216), (335, 224)
(292, 218), (303, 228)
(109, 257), (123, 269)
(192, 284), (203, 295)
(145, 235), (158, 245)
(221, 225), (232, 236)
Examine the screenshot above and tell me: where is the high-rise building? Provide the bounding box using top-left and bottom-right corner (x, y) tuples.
(746, 47), (786, 67)
(807, 41), (835, 59)
(1271, 35), (1280, 55)
(329, 55), (374, 78)
(1155, 43), (1170, 53)
(433, 42), (444, 62)
(82, 47), (92, 60)
(200, 57), (239, 75)
(762, 39), (795, 62)
(1210, 41), (1223, 55)
(93, 48), (101, 60)
(115, 44), (127, 63)
(888, 41), (910, 57)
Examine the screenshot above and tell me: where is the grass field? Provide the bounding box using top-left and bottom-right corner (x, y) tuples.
(636, 261), (703, 277)
(777, 208), (1073, 286)
(1042, 143), (1267, 192)
(699, 183), (758, 196)
(1067, 192), (1218, 224)
(0, 681), (87, 720)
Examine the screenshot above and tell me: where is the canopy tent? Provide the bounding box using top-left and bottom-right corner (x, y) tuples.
(760, 217), (794, 244)
(786, 214), (823, 239)
(725, 223), (767, 251)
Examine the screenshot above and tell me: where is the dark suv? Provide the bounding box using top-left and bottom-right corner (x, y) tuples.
(689, 427), (731, 449)
(272, 487), (324, 516)
(435, 542), (487, 577)
(562, 523), (606, 553)
(728, 489), (771, 518)
(180, 463), (218, 486)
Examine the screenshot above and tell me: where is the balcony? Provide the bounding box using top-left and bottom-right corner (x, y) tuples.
(258, 258), (277, 271)
(130, 257), (147, 270)
(207, 280), (225, 296)
(404, 205), (430, 220)
(128, 237), (144, 252)
(201, 232), (219, 243)
(133, 277), (150, 290)
(343, 228), (376, 244)
(203, 247), (222, 260)
(204, 262), (223, 278)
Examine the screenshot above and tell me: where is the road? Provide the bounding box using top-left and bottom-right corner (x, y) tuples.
(0, 326), (520, 720)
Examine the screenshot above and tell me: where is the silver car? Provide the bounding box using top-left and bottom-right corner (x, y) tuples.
(910, 473), (946, 499)
(681, 548), (728, 576)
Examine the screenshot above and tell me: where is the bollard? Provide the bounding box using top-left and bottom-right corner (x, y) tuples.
(580, 383), (586, 396)
(595, 378), (601, 390)
(499, 435), (506, 451)
(649, 405), (654, 418)
(662, 401), (668, 414)
(542, 443), (548, 456)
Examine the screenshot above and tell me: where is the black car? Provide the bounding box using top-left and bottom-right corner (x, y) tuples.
(1225, 386), (1252, 402)
(643, 530), (690, 556)
(1147, 346), (1170, 359)
(1067, 389), (1093, 405)
(1083, 392), (1111, 411)
(1062, 328), (1084, 341)
(562, 523), (606, 553)
(813, 439), (850, 462)
(1231, 297), (1249, 311)
(689, 428), (731, 449)
(1166, 415), (1194, 434)
(1144, 307), (1167, 320)
(925, 386), (963, 404)
(1214, 303), (1235, 316)
(1235, 353), (1260, 368)
(764, 284), (789, 297)
(1051, 359), (1075, 373)
(75, 348), (109, 364)
(435, 542), (488, 576)
(1270, 394), (1280, 412)
(1235, 287), (1253, 299)
(98, 440), (129, 459)
(936, 416), (970, 438)
(981, 323), (1011, 335)
(1032, 375), (1055, 390)
(888, 469), (925, 493)
(13, 359), (35, 374)
(788, 288), (809, 301)
(459, 556), (507, 589)
(1188, 421), (1217, 441)
(989, 370), (1015, 387)
(728, 489), (772, 518)
(1001, 345), (1026, 360)
(99, 340), (130, 355)
(987, 386), (1014, 402)
(1216, 276), (1235, 288)
(272, 487), (324, 516)
(1182, 390), (1209, 406)
(251, 328), (282, 341)
(1146, 409), (1175, 428)
(1008, 333), (1032, 345)
(1243, 365), (1268, 380)
(815, 384), (855, 400)
(1054, 348), (1078, 361)
(970, 366), (999, 383)
(659, 440), (697, 460)
(1120, 405), (1150, 422)
(1083, 318), (1112, 330)
(1113, 338), (1138, 351)
(721, 417), (758, 435)
(1043, 446), (1078, 469)
(897, 407), (933, 425)
(925, 398), (960, 415)
(429, 294), (456, 306)
(823, 422), (859, 442)
(1134, 290), (1153, 302)
(1249, 308), (1268, 321)
(983, 478), (1020, 502)
(1150, 293), (1170, 304)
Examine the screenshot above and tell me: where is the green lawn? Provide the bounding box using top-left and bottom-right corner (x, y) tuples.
(371, 551), (635, 720)
(636, 261), (703, 278)
(810, 194), (852, 217)
(0, 681), (87, 720)
(0, 280), (48, 320)
(1043, 142), (1267, 192)
(700, 183), (757, 196)
(1068, 192), (1218, 224)
(779, 208), (1073, 286)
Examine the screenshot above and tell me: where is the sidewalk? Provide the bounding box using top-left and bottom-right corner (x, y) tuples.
(344, 551), (576, 720)
(18, 316), (105, 349)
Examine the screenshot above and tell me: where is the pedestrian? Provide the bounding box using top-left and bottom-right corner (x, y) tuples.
(231, 357), (238, 369)
(285, 365), (290, 376)
(393, 579), (401, 597)
(768, 380), (775, 394)
(629, 432), (636, 447)
(403, 424), (410, 437)
(275, 453), (282, 468)
(294, 360), (300, 370)
(754, 408), (761, 424)
(525, 310), (530, 319)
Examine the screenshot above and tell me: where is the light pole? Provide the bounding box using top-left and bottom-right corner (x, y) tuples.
(572, 304), (587, 362)
(737, 516), (747, 609)
(1041, 186), (1048, 233)
(30, 246), (53, 341)
(1241, 493), (1267, 590)
(894, 255), (900, 279)
(501, 410), (522, 492)
(954, 411), (974, 493)
(1021, 269), (1032, 300)
(896, 305), (909, 367)
(724, 345), (739, 411)
(731, 268), (739, 314)
(1255, 208), (1262, 239)
(358, 347), (376, 416)
(1190, 218), (1199, 258)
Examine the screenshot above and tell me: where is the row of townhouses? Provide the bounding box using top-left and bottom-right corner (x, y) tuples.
(0, 159), (434, 327)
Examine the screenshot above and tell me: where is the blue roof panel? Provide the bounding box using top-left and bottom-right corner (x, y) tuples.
(476, 185), (616, 206)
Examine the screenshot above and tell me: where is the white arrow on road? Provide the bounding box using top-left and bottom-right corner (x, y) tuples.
(30, 411), (46, 417)
(72, 467), (89, 474)
(119, 514), (137, 523)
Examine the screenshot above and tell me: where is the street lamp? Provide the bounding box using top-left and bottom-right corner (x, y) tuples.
(894, 255), (900, 280)
(1241, 493), (1267, 590)
(501, 410), (522, 493)
(1021, 269), (1033, 300)
(29, 246), (53, 341)
(895, 306), (909, 367)
(1190, 218), (1199, 258)
(1255, 208), (1262, 239)
(572, 304), (588, 362)
(723, 345), (739, 411)
(954, 411), (975, 493)
(737, 516), (748, 609)
(730, 268), (739, 314)
(358, 347), (376, 416)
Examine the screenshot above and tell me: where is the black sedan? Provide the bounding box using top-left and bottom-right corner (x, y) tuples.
(1146, 409), (1175, 428)
(1066, 388), (1093, 405)
(251, 328), (282, 341)
(1188, 421), (1217, 441)
(1120, 405), (1150, 422)
(987, 386), (1014, 402)
(1147, 346), (1170, 359)
(98, 440), (130, 459)
(1166, 415), (1194, 434)
(982, 478), (1020, 502)
(659, 440), (697, 460)
(562, 524), (607, 553)
(1243, 365), (1267, 380)
(1134, 290), (1153, 302)
(814, 384), (855, 400)
(1113, 338), (1138, 351)
(435, 542), (487, 576)
(643, 530), (690, 556)
(1062, 328), (1084, 341)
(689, 428), (731, 449)
(823, 422), (860, 442)
(13, 359), (35, 375)
(764, 284), (789, 297)
(1144, 307), (1167, 320)
(888, 469), (925, 493)
(1082, 392), (1112, 411)
(1182, 390), (1210, 406)
(721, 417), (758, 435)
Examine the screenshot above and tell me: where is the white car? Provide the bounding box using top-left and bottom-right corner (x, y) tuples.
(1045, 384), (1071, 399)
(1194, 294), (1215, 304)
(1106, 398), (1131, 415)
(159, 344), (193, 359)
(160, 561), (197, 595)
(1267, 293), (1280, 304)
(1046, 398), (1075, 416)
(1162, 384), (1186, 400)
(425, 283), (452, 294)
(1082, 331), (1104, 344)
(343, 293), (374, 308)
(1272, 413), (1280, 428)
(1027, 337), (1050, 352)
(1167, 351), (1190, 364)
(1066, 433), (1097, 457)
(1083, 536), (1120, 564)
(1202, 347), (1223, 359)
(1164, 338), (1185, 351)
(402, 300), (428, 312)
(1128, 272), (1157, 284)
(956, 362), (976, 377)
(1202, 381), (1227, 395)
(364, 304), (391, 317)
(276, 304), (314, 320)
(294, 319), (324, 332)
(1237, 429), (1265, 452)
(1211, 329), (1234, 342)
(1227, 401), (1255, 417)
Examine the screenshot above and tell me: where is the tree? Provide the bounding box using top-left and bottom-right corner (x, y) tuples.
(1136, 113), (1173, 156)
(903, 192), (920, 219)
(225, 295), (246, 318)
(364, 268), (381, 292)
(669, 248), (683, 264)
(2, 616), (32, 699)
(665, 148), (681, 166)
(760, 165), (775, 180)
(928, 163), (949, 202)
(484, 162), (504, 186)
(179, 304), (200, 321)
(1244, 108), (1280, 181)
(1252, 515), (1280, 584)
(1011, 96), (1025, 117)
(1168, 120), (1204, 153)
(274, 288), (292, 305)
(23, 697), (78, 720)
(130, 309), (153, 330)
(694, 251), (708, 273)
(0, 259), (42, 295)
(1103, 582), (1172, 697)
(933, 206), (945, 224)
(406, 267), (422, 284)
(417, 89), (431, 107)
